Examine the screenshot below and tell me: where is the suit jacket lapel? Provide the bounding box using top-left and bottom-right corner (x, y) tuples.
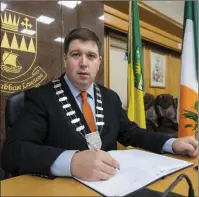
(59, 75), (91, 135)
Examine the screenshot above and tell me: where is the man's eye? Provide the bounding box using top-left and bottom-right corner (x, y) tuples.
(88, 54), (95, 59)
(72, 53), (80, 57)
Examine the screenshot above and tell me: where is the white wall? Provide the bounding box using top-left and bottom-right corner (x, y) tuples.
(109, 37), (128, 110)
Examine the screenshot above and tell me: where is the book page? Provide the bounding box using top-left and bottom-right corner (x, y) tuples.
(109, 150), (193, 179)
(76, 150), (193, 196)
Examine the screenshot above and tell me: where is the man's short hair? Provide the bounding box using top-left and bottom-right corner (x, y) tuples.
(64, 28), (102, 55)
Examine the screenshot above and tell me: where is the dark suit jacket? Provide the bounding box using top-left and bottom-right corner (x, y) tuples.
(2, 74), (170, 177)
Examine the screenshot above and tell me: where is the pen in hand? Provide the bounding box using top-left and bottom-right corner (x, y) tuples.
(87, 142), (120, 170)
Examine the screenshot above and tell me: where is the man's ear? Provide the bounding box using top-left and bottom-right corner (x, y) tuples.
(63, 54), (67, 68)
(99, 56), (102, 64)
(97, 56), (102, 71)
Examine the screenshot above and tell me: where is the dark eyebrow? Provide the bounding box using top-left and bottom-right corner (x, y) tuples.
(69, 50), (98, 56)
(70, 50), (80, 54)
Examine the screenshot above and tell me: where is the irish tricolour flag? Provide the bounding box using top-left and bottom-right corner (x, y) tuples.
(178, 1), (198, 137)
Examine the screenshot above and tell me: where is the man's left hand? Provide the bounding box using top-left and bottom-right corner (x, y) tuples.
(172, 136), (198, 157)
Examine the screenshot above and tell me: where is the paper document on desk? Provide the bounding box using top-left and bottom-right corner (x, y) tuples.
(76, 149), (193, 197)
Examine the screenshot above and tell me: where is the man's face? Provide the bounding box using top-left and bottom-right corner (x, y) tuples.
(64, 39), (102, 91)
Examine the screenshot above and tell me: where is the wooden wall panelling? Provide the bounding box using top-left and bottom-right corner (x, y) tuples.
(103, 1), (183, 38)
(104, 5), (182, 52)
(104, 11), (128, 33)
(167, 53), (181, 97)
(138, 2), (183, 38)
(143, 42), (181, 97)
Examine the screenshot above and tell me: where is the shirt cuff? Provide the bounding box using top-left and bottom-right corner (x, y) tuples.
(50, 150), (78, 176)
(161, 138), (176, 154)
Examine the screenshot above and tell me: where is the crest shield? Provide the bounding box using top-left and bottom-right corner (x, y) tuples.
(1, 9), (37, 80)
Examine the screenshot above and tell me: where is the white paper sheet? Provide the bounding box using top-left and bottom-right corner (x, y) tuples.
(76, 150), (193, 196)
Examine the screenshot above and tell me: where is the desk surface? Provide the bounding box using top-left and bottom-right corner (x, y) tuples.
(1, 155), (198, 196)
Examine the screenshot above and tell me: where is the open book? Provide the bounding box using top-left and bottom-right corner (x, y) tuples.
(75, 149), (193, 197)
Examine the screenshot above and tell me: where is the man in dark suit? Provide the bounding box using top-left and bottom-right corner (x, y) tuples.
(2, 28), (198, 182)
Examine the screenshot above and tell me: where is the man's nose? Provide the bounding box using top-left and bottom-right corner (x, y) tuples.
(79, 55), (88, 67)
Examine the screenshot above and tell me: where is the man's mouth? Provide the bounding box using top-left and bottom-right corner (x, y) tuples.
(78, 72), (90, 79)
(78, 72), (89, 76)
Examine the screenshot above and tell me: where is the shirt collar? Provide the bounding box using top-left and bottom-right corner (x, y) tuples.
(64, 74), (94, 99)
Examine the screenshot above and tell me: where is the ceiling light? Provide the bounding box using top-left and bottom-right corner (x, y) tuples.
(54, 37), (64, 43)
(99, 15), (104, 21)
(1, 3), (7, 11)
(20, 29), (36, 36)
(58, 1), (81, 9)
(37, 15), (55, 24)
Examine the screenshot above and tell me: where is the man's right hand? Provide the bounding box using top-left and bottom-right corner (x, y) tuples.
(70, 150), (120, 181)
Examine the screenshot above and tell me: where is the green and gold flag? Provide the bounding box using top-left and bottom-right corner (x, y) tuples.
(127, 0), (146, 128)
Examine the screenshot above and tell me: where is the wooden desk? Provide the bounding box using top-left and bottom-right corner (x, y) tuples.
(1, 155), (198, 196)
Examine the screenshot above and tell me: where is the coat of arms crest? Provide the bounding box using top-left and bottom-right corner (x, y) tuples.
(1, 9), (47, 93)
